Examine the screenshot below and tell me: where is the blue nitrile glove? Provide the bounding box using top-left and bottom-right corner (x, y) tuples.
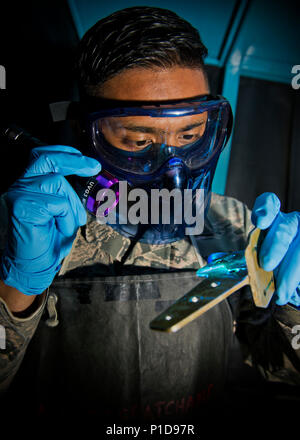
(0, 145), (101, 295)
(251, 192), (300, 307)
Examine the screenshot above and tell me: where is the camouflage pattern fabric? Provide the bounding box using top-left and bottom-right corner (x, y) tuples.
(0, 293), (46, 394)
(58, 192), (254, 276)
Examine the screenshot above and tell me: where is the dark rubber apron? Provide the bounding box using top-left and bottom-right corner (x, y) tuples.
(22, 270), (233, 423)
(11, 221), (251, 424)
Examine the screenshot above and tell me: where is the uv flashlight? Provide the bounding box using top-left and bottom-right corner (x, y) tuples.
(1, 124), (122, 219)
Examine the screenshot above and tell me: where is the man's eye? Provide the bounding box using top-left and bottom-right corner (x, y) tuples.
(136, 140), (149, 147)
(119, 137), (152, 151)
(182, 134), (195, 140)
(180, 133), (201, 144)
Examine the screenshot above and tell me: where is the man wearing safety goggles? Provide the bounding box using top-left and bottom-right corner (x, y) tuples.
(0, 5), (299, 428)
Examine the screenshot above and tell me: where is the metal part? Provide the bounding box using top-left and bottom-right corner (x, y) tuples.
(150, 228), (275, 333)
(149, 274), (248, 333)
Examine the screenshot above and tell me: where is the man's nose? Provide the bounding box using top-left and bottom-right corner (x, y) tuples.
(157, 132), (181, 147)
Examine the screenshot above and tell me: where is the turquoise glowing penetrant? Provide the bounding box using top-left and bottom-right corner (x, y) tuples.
(195, 251), (248, 280)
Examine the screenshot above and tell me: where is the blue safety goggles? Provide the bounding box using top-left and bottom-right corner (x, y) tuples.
(85, 94), (233, 176)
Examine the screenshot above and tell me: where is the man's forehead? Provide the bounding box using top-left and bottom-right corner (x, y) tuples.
(97, 66), (209, 101)
(103, 113), (208, 133)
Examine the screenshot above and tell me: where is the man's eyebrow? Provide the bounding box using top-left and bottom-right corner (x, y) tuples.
(122, 120), (206, 134)
(179, 121), (205, 132)
(122, 125), (157, 134)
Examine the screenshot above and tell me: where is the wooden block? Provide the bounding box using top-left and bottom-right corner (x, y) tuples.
(245, 228), (275, 308)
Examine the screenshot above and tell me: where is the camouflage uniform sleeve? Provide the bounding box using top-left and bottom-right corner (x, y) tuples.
(0, 292), (48, 393)
(267, 305), (300, 385)
(0, 194), (48, 393)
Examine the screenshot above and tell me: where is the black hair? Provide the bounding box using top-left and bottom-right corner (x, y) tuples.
(75, 6), (208, 95)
